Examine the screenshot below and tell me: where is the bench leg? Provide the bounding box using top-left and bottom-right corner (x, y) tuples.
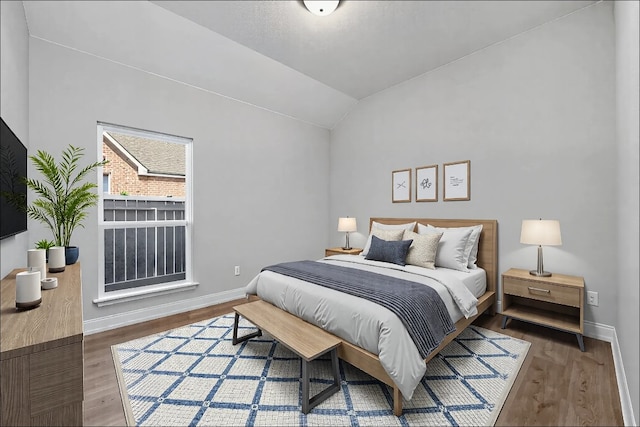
(301, 348), (341, 414)
(232, 312), (262, 345)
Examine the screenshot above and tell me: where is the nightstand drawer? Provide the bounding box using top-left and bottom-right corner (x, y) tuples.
(504, 276), (580, 307)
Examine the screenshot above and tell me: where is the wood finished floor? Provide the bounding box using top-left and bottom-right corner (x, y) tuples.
(84, 299), (623, 426)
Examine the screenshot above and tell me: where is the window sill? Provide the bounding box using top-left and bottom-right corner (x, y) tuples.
(93, 281), (199, 307)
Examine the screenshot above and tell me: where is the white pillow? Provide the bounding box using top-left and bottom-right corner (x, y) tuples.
(422, 224), (483, 269)
(418, 225), (474, 272)
(466, 225), (483, 268)
(403, 230), (442, 269)
(361, 221), (416, 256)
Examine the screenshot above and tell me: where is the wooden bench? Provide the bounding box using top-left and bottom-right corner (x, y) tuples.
(232, 300), (342, 414)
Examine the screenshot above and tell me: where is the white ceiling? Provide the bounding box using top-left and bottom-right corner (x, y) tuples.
(23, 1), (595, 128)
(153, 1), (595, 100)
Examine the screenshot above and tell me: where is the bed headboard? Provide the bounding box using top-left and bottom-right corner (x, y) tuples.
(369, 218), (498, 295)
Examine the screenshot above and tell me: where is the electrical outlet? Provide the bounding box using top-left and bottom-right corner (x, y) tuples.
(234, 266), (240, 276)
(587, 291), (598, 306)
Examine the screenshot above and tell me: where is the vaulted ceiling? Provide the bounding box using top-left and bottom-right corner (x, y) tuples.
(23, 1), (595, 128)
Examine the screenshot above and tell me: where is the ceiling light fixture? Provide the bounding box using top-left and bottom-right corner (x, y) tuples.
(303, 0), (339, 17)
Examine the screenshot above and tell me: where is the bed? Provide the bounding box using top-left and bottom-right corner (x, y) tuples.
(244, 217), (497, 415)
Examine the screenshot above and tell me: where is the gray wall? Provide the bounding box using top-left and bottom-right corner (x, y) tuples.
(28, 38), (330, 323)
(330, 3), (617, 326)
(0, 1), (30, 278)
(615, 1), (639, 421)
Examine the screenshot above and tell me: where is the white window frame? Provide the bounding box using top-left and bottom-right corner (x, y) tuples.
(94, 122), (196, 307)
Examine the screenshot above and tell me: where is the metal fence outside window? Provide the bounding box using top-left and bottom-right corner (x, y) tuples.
(103, 196), (186, 292)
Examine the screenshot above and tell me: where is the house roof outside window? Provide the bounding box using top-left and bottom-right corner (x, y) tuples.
(106, 132), (185, 177)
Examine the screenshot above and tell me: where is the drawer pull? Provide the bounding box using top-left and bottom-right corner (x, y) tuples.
(528, 286), (550, 294)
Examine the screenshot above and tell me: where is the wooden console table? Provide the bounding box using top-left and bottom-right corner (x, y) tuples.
(1, 263), (84, 426)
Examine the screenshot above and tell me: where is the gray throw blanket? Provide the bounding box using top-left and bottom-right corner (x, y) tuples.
(262, 260), (455, 359)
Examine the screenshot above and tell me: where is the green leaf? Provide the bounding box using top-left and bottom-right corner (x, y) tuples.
(24, 144), (108, 246)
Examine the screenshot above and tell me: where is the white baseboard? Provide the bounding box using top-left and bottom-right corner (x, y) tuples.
(583, 319), (615, 342)
(605, 326), (636, 427)
(83, 288), (246, 335)
(573, 321), (635, 426)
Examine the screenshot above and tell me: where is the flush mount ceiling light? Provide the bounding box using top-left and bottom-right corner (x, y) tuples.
(303, 0), (339, 17)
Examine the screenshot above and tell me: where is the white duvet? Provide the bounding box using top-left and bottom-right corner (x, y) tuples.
(244, 254), (480, 400)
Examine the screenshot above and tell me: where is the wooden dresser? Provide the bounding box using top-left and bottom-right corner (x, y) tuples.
(1, 263), (84, 426)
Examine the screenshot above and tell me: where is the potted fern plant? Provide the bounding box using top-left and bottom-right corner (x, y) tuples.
(35, 238), (55, 262)
(24, 145), (107, 265)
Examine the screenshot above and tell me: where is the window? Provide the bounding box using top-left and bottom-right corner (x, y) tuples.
(103, 174), (110, 194)
(95, 123), (194, 306)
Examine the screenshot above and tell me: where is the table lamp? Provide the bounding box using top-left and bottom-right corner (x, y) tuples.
(337, 217), (357, 250)
(520, 219), (562, 277)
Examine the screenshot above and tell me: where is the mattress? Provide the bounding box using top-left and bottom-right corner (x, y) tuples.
(410, 263), (487, 302)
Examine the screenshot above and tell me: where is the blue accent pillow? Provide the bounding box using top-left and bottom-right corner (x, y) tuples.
(364, 235), (414, 266)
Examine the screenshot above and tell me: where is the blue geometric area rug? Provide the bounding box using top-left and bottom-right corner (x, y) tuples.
(112, 313), (529, 427)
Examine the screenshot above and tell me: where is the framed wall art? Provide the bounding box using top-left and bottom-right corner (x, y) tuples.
(443, 160), (470, 201)
(392, 169), (411, 203)
(416, 165), (438, 202)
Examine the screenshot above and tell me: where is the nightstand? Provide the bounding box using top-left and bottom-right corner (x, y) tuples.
(501, 268), (585, 351)
(325, 247), (362, 257)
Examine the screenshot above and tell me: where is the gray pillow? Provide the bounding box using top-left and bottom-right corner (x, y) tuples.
(361, 222), (416, 256)
(365, 235), (413, 266)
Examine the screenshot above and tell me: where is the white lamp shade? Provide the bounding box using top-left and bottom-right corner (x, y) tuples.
(303, 0), (339, 16)
(337, 217), (357, 232)
(520, 219), (562, 246)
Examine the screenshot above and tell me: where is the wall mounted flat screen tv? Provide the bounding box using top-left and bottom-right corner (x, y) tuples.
(0, 117), (28, 240)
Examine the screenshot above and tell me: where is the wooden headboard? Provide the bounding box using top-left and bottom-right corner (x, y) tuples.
(369, 218), (498, 295)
